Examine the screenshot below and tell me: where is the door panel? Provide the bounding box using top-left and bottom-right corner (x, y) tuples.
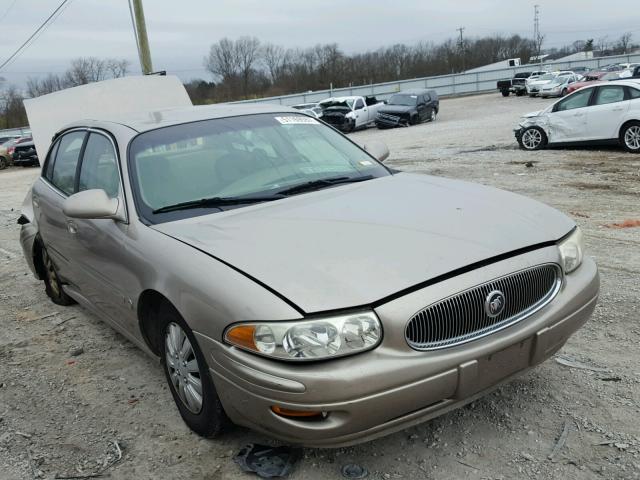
(66, 132), (137, 332)
(546, 88), (593, 143)
(585, 86), (630, 140)
(35, 130), (87, 285)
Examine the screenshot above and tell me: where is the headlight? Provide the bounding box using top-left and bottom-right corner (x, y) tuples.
(224, 312), (382, 361)
(558, 227), (584, 274)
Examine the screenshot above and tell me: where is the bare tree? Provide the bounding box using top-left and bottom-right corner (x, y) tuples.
(204, 38), (240, 81)
(105, 59), (129, 78)
(597, 36), (609, 55)
(26, 74), (65, 97)
(262, 43), (285, 83)
(235, 36), (261, 97)
(65, 57), (108, 86)
(618, 32), (632, 54)
(0, 85), (28, 128)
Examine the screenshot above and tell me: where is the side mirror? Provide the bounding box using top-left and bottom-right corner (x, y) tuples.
(364, 140), (390, 162)
(63, 189), (125, 221)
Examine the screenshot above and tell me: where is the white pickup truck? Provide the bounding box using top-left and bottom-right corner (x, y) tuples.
(319, 96), (384, 132)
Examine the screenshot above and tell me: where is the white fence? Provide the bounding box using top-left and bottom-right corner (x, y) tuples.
(0, 126), (31, 138)
(235, 53), (640, 106)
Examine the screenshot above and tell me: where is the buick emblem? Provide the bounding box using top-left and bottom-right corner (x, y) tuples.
(485, 290), (506, 317)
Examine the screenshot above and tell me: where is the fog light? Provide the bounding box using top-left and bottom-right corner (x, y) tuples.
(271, 406), (326, 418)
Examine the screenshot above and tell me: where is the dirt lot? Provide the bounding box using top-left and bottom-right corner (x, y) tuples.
(1, 92), (639, 480)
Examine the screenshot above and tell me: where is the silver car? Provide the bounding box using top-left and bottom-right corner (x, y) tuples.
(19, 103), (599, 447)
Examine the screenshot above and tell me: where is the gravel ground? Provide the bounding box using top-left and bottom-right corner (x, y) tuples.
(1, 92), (639, 480)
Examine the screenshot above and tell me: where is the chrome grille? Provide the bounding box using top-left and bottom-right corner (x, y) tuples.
(405, 264), (562, 351)
(377, 113), (401, 122)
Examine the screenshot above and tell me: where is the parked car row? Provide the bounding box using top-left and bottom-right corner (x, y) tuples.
(498, 64), (640, 99)
(292, 89), (440, 133)
(0, 136), (39, 169)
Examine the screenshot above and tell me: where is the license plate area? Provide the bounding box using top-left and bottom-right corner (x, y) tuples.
(476, 338), (532, 390)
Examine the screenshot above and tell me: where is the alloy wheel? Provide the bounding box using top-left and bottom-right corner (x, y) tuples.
(521, 128), (542, 150)
(430, 110), (436, 121)
(165, 322), (203, 414)
(624, 126), (640, 150)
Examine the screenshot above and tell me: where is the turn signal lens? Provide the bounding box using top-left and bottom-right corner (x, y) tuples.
(271, 406), (325, 418)
(225, 325), (257, 351)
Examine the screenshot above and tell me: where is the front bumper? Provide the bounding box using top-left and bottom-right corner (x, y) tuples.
(196, 247), (599, 447)
(375, 114), (408, 128)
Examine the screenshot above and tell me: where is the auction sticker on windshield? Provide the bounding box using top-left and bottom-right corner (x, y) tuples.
(275, 116), (319, 125)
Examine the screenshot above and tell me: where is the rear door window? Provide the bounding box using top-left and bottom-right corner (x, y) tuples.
(49, 131), (86, 195)
(593, 86), (626, 105)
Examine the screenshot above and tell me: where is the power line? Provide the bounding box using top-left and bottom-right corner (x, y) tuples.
(0, 0), (18, 23)
(0, 0), (72, 72)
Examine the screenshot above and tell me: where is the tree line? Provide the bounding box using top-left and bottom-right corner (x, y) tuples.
(191, 32), (637, 103)
(0, 57), (129, 129)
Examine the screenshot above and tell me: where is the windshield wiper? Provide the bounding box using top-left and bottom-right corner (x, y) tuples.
(152, 194), (285, 214)
(275, 175), (374, 196)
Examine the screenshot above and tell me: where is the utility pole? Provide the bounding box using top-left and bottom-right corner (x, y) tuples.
(130, 0), (153, 74)
(534, 5), (543, 67)
(456, 27), (465, 72)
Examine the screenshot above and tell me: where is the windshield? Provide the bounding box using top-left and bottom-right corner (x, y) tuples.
(549, 77), (569, 85)
(538, 73), (556, 81)
(602, 72), (620, 81)
(129, 113), (390, 222)
(388, 94), (418, 106)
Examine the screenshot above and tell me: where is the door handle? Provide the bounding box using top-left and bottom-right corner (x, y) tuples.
(612, 107), (624, 111)
(67, 220), (78, 234)
(32, 195), (39, 207)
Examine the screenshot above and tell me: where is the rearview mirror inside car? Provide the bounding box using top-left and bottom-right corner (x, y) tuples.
(63, 189), (125, 221)
(364, 140), (390, 162)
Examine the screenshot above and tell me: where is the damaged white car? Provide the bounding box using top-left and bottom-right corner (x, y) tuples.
(515, 80), (640, 152)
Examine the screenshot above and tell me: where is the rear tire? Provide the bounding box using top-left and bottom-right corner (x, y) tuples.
(41, 245), (76, 306)
(501, 90), (510, 97)
(159, 305), (229, 438)
(0, 156), (7, 170)
(515, 90), (525, 97)
(620, 121), (640, 153)
(517, 126), (547, 151)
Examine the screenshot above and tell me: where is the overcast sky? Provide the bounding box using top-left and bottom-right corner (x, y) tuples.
(1, 0), (638, 86)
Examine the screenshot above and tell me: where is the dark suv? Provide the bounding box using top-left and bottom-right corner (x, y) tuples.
(12, 140), (39, 167)
(375, 89), (439, 128)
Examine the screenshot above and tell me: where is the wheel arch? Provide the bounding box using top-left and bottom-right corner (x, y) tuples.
(32, 235), (46, 280)
(619, 119), (640, 139)
(137, 289), (178, 356)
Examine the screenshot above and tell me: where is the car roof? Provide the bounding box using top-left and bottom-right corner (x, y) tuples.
(59, 103), (300, 134)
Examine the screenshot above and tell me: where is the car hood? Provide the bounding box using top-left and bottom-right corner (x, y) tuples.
(152, 173), (574, 314)
(522, 110), (543, 119)
(378, 105), (413, 115)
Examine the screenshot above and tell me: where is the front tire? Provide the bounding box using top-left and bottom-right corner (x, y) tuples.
(517, 126), (547, 151)
(429, 109), (437, 122)
(501, 90), (510, 97)
(159, 306), (229, 438)
(0, 156), (7, 169)
(41, 245), (76, 306)
(621, 121), (640, 153)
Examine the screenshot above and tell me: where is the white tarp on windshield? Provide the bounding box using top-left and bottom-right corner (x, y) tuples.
(24, 75), (192, 166)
